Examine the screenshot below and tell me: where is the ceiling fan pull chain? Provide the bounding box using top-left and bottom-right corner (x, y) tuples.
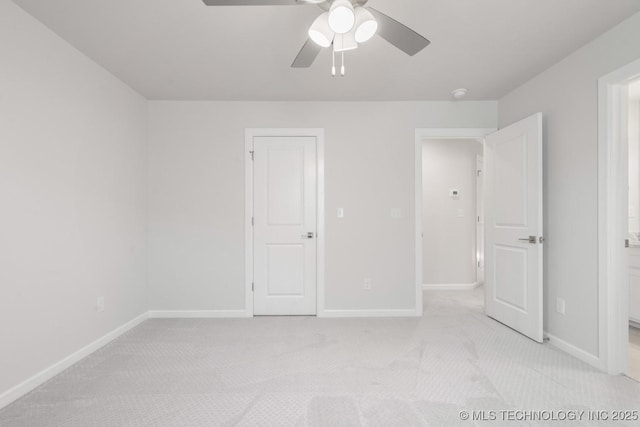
(332, 49), (336, 77)
(341, 51), (345, 77)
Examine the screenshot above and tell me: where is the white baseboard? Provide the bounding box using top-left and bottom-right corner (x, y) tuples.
(545, 333), (601, 370)
(423, 282), (480, 291)
(0, 312), (148, 410)
(319, 308), (420, 318)
(148, 310), (251, 318)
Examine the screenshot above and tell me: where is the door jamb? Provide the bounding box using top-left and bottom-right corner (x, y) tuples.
(598, 58), (640, 374)
(414, 128), (496, 316)
(245, 128), (325, 317)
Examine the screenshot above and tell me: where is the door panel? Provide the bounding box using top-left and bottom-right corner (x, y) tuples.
(266, 244), (305, 296)
(253, 136), (317, 315)
(267, 147), (304, 225)
(485, 113), (543, 342)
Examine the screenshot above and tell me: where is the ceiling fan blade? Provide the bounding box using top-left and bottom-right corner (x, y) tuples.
(291, 39), (322, 68)
(202, 0), (319, 5)
(367, 7), (430, 56)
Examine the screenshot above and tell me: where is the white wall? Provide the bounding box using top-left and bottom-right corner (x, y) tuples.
(0, 1), (147, 399)
(499, 11), (640, 357)
(148, 101), (498, 312)
(422, 139), (481, 285)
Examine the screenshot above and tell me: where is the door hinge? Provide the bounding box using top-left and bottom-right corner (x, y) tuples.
(249, 150), (254, 160)
(252, 217), (254, 226)
(477, 170), (481, 177)
(251, 282), (254, 292)
(625, 239), (630, 248)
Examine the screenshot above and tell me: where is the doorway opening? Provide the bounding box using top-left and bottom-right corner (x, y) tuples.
(414, 128), (494, 316)
(416, 117), (544, 344)
(626, 79), (640, 380)
(420, 138), (484, 291)
(598, 57), (640, 376)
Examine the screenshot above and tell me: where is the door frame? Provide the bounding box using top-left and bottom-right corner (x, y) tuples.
(245, 128), (325, 317)
(414, 128), (496, 314)
(598, 58), (640, 374)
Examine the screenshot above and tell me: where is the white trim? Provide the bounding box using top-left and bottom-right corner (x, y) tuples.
(245, 128), (325, 317)
(148, 310), (250, 318)
(415, 128), (496, 318)
(546, 333), (601, 369)
(598, 58), (640, 374)
(416, 128), (496, 140)
(414, 133), (423, 316)
(245, 131), (254, 317)
(0, 312), (148, 409)
(320, 309), (421, 318)
(423, 283), (480, 291)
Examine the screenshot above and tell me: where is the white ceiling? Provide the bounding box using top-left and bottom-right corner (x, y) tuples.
(12, 0), (640, 101)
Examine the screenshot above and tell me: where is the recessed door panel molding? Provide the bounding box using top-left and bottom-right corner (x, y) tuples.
(267, 146), (305, 226)
(494, 244), (528, 312)
(266, 244), (305, 296)
(252, 135), (318, 315)
(485, 113), (543, 343)
(494, 135), (528, 228)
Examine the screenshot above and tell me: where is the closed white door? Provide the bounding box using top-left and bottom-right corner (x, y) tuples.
(253, 136), (317, 315)
(485, 113), (544, 342)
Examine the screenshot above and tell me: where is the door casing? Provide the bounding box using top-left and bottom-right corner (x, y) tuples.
(598, 58), (640, 374)
(245, 128), (325, 317)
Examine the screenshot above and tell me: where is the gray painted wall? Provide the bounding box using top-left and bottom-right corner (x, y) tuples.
(422, 139), (481, 285)
(147, 101), (498, 312)
(499, 12), (640, 357)
(0, 2), (148, 397)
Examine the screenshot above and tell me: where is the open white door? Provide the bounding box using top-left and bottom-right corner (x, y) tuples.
(253, 136), (317, 315)
(485, 113), (543, 342)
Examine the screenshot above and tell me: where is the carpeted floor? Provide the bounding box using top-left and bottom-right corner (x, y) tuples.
(1, 288), (640, 426)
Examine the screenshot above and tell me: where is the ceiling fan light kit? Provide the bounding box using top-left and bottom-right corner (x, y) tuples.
(202, 0), (431, 75)
(333, 32), (357, 52)
(328, 0), (355, 34)
(354, 7), (377, 43)
(308, 12), (333, 47)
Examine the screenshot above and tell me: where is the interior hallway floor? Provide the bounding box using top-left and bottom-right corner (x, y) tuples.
(2, 288), (640, 427)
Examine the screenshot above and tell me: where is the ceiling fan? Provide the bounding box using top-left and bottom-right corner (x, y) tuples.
(202, 0), (430, 73)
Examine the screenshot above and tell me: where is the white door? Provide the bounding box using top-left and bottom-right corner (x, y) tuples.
(253, 136), (317, 315)
(485, 113), (544, 342)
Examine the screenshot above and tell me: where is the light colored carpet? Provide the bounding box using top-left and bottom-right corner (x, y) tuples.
(2, 288), (640, 426)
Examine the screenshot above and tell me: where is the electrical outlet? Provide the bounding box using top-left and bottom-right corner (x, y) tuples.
(363, 278), (372, 290)
(96, 296), (105, 313)
(556, 297), (565, 315)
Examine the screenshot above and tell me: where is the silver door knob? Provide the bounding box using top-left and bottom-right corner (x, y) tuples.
(301, 232), (314, 239)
